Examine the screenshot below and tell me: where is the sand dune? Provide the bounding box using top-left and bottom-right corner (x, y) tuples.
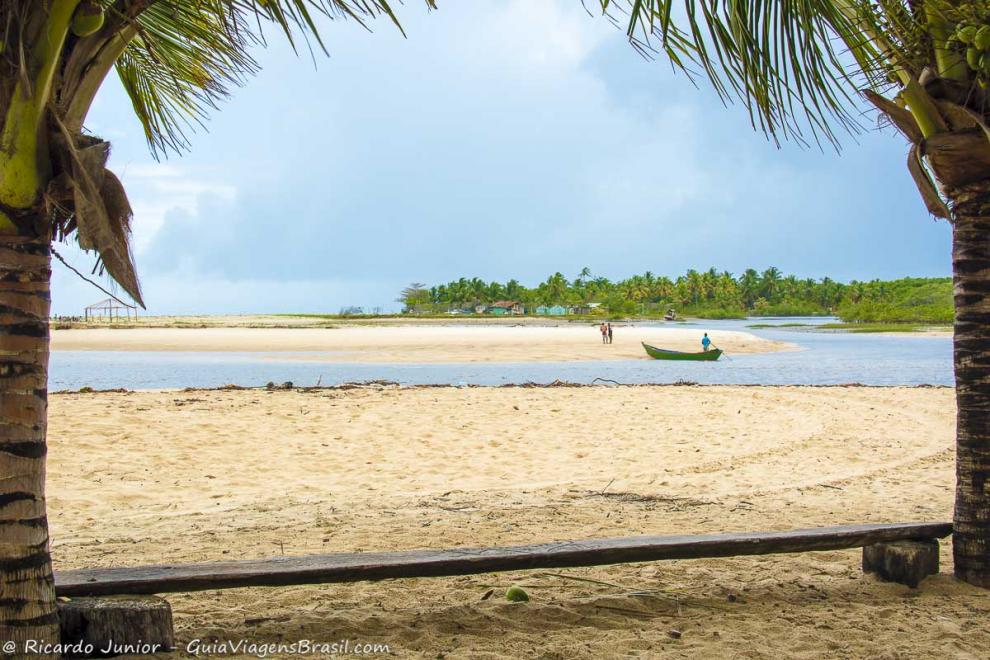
(45, 384), (987, 658)
(51, 324), (791, 362)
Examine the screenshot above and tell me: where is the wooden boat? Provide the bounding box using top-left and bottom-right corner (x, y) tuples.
(642, 342), (722, 361)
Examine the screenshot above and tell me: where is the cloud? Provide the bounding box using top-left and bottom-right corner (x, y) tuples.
(110, 164), (237, 253)
(137, 2), (724, 282)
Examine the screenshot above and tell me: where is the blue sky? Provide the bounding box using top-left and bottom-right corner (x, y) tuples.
(51, 1), (952, 315)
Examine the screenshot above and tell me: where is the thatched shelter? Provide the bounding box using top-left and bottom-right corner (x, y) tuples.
(84, 298), (137, 322)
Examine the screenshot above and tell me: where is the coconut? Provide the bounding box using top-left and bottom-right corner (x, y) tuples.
(958, 25), (978, 45)
(968, 47), (982, 70)
(71, 1), (105, 38)
(976, 26), (990, 52)
(505, 585), (529, 602)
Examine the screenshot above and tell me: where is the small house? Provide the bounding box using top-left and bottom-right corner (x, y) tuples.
(571, 302), (602, 315)
(488, 301), (524, 315)
(536, 304), (568, 316)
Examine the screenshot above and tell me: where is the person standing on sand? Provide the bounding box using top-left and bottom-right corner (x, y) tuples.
(607, 323), (613, 344)
(702, 333), (711, 352)
(600, 322), (608, 344)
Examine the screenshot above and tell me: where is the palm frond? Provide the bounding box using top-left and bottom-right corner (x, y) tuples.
(115, 0), (435, 156)
(597, 0), (920, 147)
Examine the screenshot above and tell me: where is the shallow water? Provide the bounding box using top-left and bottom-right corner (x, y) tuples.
(48, 318), (953, 390)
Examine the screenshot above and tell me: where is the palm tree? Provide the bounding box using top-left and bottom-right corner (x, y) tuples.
(544, 272), (568, 303)
(819, 276), (840, 309)
(468, 277), (486, 303)
(716, 270), (739, 305)
(486, 281), (506, 302)
(452, 277), (469, 306)
(760, 267), (783, 301)
(654, 275), (675, 302)
(684, 269), (703, 304)
(505, 278), (523, 300)
(738, 268), (761, 308)
(0, 0), (434, 646)
(601, 0), (988, 586)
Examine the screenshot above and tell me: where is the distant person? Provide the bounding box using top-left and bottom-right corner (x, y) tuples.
(607, 322), (613, 344)
(701, 333), (711, 352)
(600, 322), (608, 344)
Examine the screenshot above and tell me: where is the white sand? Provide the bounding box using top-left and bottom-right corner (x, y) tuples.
(46, 385), (987, 658)
(51, 325), (791, 362)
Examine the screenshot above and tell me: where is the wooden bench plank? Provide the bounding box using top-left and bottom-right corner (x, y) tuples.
(54, 522), (951, 597)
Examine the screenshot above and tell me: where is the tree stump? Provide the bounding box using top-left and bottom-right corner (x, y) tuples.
(862, 539), (940, 588)
(58, 595), (175, 657)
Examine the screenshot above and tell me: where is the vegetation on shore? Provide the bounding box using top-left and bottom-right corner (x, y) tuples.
(821, 323), (950, 333)
(749, 322), (951, 334)
(408, 269), (952, 323)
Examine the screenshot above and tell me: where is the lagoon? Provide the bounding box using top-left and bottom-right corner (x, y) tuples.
(49, 318), (952, 390)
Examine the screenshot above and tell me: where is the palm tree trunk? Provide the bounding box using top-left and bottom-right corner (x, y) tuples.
(0, 232), (58, 650)
(951, 179), (990, 588)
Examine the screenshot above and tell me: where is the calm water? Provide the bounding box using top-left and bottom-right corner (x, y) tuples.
(48, 318), (953, 390)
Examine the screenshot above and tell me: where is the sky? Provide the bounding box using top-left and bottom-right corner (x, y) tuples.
(51, 0), (952, 316)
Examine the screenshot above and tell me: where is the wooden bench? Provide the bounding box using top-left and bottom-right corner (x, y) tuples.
(55, 521), (951, 597)
(51, 522), (951, 655)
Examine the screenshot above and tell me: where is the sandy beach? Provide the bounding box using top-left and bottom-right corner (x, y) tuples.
(46, 384), (987, 658)
(51, 324), (791, 362)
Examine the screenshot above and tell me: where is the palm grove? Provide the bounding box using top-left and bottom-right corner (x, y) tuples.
(414, 269), (952, 322)
(0, 0), (988, 652)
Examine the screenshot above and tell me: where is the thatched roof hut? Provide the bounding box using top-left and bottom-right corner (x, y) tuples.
(84, 298), (137, 322)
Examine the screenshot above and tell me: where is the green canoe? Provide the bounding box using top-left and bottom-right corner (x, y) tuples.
(642, 342), (723, 361)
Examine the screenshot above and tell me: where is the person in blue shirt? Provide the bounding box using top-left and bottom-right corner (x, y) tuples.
(701, 333), (711, 352)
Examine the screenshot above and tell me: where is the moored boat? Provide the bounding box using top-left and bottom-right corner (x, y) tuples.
(641, 342), (722, 361)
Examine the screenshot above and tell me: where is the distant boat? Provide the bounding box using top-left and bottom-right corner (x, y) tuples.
(642, 342), (722, 361)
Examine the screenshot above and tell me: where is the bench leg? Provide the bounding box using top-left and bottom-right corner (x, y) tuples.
(862, 539), (940, 588)
(58, 595), (175, 657)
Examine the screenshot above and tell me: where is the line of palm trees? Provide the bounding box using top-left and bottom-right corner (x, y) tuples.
(423, 267), (907, 314)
